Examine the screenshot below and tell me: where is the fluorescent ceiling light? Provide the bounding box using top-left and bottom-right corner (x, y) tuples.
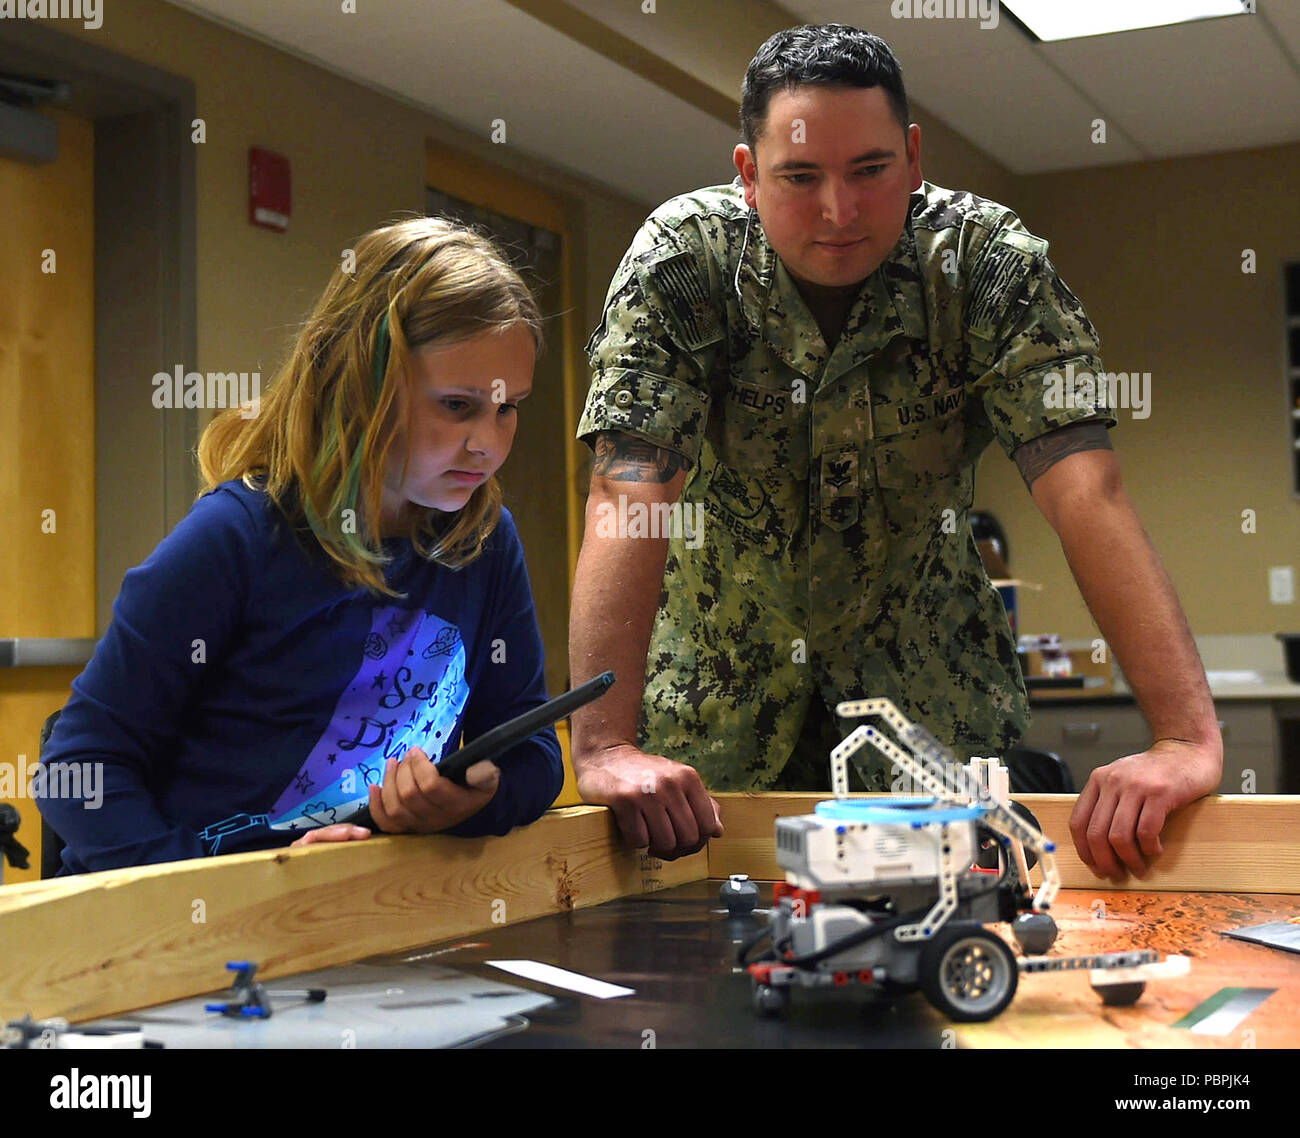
(1001, 0), (1248, 42)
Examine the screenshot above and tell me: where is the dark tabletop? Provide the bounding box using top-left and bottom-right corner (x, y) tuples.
(390, 880), (948, 1049)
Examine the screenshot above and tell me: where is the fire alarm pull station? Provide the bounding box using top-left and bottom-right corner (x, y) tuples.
(249, 146), (291, 232)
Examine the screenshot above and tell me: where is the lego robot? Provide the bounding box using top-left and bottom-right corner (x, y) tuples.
(742, 698), (1188, 1022)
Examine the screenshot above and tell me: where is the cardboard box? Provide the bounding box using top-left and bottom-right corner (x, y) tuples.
(1020, 647), (1114, 700)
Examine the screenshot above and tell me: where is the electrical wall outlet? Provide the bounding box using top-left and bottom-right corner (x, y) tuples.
(1269, 566), (1295, 605)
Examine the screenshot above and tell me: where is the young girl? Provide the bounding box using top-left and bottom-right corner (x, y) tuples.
(38, 216), (562, 873)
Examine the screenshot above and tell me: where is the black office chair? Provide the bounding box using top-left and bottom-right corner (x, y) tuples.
(1002, 744), (1076, 794)
(0, 803), (30, 879)
(38, 708), (67, 879)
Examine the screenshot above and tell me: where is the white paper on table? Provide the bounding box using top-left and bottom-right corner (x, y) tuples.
(1206, 670), (1263, 684)
(486, 959), (634, 999)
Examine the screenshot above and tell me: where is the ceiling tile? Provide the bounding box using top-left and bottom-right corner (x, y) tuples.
(1044, 14), (1300, 157)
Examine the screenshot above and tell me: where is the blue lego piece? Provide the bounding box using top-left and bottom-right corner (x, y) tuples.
(816, 799), (986, 825)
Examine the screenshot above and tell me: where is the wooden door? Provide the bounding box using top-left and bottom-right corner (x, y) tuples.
(0, 109), (96, 883)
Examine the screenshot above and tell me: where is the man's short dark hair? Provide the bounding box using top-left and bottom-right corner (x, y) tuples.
(740, 24), (910, 159)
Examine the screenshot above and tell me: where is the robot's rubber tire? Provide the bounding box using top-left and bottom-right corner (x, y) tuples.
(753, 984), (790, 1017)
(920, 925), (1019, 1023)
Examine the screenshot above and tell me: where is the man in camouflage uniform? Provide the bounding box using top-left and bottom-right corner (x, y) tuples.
(568, 25), (1223, 878)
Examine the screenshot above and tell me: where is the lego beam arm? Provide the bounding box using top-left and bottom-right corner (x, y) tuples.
(832, 698), (1060, 912)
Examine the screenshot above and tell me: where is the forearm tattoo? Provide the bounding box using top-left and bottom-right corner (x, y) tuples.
(591, 431), (688, 483)
(1013, 421), (1112, 490)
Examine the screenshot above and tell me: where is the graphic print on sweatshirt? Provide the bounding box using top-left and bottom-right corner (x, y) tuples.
(197, 606), (469, 852)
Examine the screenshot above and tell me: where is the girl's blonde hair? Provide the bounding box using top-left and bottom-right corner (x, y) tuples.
(197, 215), (543, 597)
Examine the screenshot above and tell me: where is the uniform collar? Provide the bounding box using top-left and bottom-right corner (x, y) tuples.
(734, 183), (930, 380)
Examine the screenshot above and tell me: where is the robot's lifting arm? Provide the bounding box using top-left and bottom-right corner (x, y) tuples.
(832, 698), (1061, 912)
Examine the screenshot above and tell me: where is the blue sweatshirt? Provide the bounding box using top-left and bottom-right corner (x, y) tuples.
(39, 479), (563, 874)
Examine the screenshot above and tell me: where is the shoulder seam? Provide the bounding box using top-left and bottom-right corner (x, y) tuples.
(646, 188), (748, 237)
(206, 481), (270, 616)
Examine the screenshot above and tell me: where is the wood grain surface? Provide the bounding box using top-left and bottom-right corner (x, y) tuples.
(0, 805), (707, 1023)
(707, 793), (1300, 893)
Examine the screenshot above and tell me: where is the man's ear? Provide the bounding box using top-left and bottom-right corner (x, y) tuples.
(907, 124), (923, 191)
(733, 143), (758, 207)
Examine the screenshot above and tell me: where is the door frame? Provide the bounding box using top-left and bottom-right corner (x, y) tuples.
(425, 141), (583, 586)
(0, 20), (197, 634)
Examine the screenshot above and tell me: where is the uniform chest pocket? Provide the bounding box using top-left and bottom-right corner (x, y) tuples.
(872, 400), (968, 490)
(871, 410), (974, 535)
(693, 446), (784, 560)
(870, 401), (975, 542)
(719, 375), (808, 485)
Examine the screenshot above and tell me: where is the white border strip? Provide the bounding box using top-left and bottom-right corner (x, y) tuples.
(486, 960), (634, 999)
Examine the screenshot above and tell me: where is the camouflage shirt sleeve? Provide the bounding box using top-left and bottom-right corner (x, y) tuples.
(575, 219), (722, 469)
(968, 215), (1117, 458)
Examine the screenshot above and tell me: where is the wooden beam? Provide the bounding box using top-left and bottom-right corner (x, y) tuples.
(0, 806), (706, 1023)
(499, 0), (738, 128)
(707, 793), (1300, 894)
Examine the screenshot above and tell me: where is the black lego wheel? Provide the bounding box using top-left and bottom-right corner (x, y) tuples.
(920, 925), (1019, 1022)
(1095, 980), (1147, 1007)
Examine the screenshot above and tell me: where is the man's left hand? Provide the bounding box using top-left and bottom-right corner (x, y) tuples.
(1068, 738), (1222, 879)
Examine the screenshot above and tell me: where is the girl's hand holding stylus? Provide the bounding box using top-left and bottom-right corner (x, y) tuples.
(367, 746), (499, 833)
(288, 747), (498, 845)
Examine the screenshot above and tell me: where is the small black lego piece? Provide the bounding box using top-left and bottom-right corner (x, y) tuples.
(1012, 912), (1059, 955)
(720, 874), (760, 917)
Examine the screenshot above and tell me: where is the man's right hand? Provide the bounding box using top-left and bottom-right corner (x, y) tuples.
(570, 433), (711, 859)
(575, 744), (723, 860)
